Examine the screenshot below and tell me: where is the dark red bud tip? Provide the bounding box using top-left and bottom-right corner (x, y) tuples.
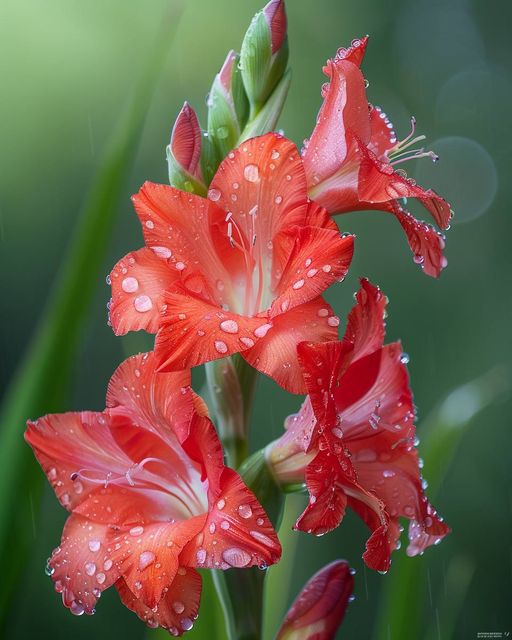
(263, 0), (287, 54)
(170, 102), (202, 175)
(276, 560), (355, 639)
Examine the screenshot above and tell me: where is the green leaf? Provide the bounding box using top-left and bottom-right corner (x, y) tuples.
(0, 9), (182, 624)
(372, 367), (509, 640)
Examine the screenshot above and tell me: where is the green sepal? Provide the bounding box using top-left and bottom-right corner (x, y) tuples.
(166, 146), (207, 195)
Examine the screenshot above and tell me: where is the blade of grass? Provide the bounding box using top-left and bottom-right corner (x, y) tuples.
(373, 366), (509, 640)
(0, 7), (182, 623)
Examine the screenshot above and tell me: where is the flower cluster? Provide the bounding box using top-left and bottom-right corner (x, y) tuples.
(25, 1), (452, 637)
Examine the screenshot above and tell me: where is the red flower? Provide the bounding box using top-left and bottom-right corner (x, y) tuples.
(109, 133), (354, 393)
(302, 37), (452, 278)
(25, 352), (281, 634)
(266, 279), (450, 572)
(276, 560), (355, 640)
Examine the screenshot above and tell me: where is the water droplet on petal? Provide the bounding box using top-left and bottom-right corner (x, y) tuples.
(244, 164), (260, 182)
(222, 547), (251, 568)
(220, 319), (239, 334)
(254, 323), (272, 338)
(208, 188), (221, 201)
(238, 504), (253, 519)
(85, 562), (96, 576)
(88, 540), (101, 552)
(129, 526), (144, 536)
(139, 551), (156, 570)
(134, 295), (152, 313)
(214, 340), (228, 354)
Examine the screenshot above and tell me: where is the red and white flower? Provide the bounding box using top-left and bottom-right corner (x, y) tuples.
(25, 352), (281, 634)
(303, 37), (452, 277)
(109, 133), (354, 393)
(266, 279), (450, 572)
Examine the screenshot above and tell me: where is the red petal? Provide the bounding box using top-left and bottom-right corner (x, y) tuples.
(358, 149), (452, 230)
(334, 343), (415, 441)
(208, 133), (309, 256)
(276, 560), (354, 640)
(181, 468), (281, 570)
(109, 247), (178, 336)
(296, 339), (354, 419)
(170, 102), (202, 178)
(334, 35), (369, 67)
(343, 278), (387, 361)
(392, 204), (448, 278)
(303, 56), (371, 197)
(154, 285), (270, 372)
(271, 227), (354, 315)
(296, 451), (348, 535)
(181, 414), (225, 494)
(243, 297), (340, 394)
(25, 411), (135, 512)
(132, 182), (230, 304)
(106, 351), (194, 443)
(368, 105), (397, 160)
(48, 515), (119, 616)
(116, 567), (202, 635)
(110, 518), (205, 609)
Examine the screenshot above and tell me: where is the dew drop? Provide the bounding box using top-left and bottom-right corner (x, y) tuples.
(134, 295), (152, 313)
(173, 601), (185, 614)
(129, 526), (144, 536)
(70, 601), (85, 616)
(244, 164), (260, 182)
(145, 220), (154, 230)
(327, 316), (340, 327)
(88, 540), (101, 552)
(152, 246), (172, 259)
(222, 547), (251, 568)
(240, 337), (255, 348)
(181, 618), (194, 631)
(214, 340), (228, 354)
(293, 279), (305, 290)
(85, 562), (96, 576)
(139, 551), (156, 571)
(220, 319), (239, 334)
(96, 572), (106, 584)
(317, 308), (329, 318)
(254, 323), (272, 338)
(196, 548), (206, 565)
(238, 504), (253, 519)
(208, 188), (221, 201)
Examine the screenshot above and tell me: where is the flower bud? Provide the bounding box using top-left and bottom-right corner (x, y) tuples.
(166, 102), (207, 195)
(276, 560), (355, 640)
(264, 401), (316, 491)
(240, 0), (289, 115)
(207, 50), (249, 157)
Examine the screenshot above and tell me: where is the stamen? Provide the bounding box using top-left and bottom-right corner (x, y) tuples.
(388, 117), (439, 167)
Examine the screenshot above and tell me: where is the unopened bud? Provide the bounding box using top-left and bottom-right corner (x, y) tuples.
(240, 0), (289, 115)
(207, 50), (249, 157)
(166, 102), (207, 195)
(276, 560), (355, 640)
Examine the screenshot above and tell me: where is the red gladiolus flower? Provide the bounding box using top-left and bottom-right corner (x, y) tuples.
(266, 279), (450, 572)
(109, 133), (354, 393)
(303, 36), (452, 278)
(276, 560), (355, 640)
(25, 352), (281, 634)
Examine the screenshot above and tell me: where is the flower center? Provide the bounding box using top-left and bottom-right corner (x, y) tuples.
(224, 209), (270, 316)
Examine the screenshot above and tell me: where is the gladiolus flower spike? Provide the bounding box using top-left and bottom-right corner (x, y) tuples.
(25, 1), (456, 636)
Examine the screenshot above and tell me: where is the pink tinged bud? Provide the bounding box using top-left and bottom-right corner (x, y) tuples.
(218, 50), (237, 95)
(276, 560), (355, 640)
(263, 0), (287, 54)
(170, 102), (202, 179)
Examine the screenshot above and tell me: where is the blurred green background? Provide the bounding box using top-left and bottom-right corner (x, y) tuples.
(1, 0), (511, 638)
